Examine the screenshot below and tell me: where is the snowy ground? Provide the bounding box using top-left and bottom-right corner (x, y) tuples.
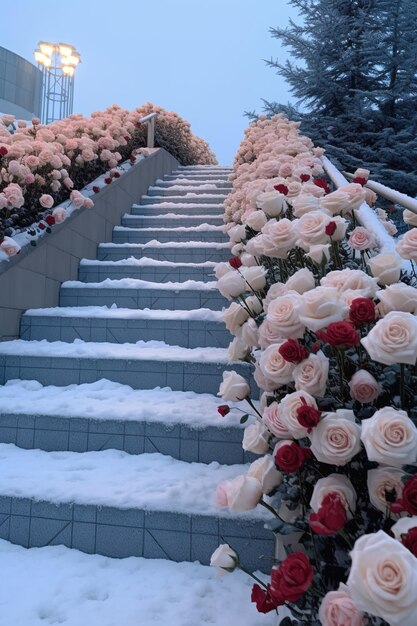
(0, 540), (275, 626)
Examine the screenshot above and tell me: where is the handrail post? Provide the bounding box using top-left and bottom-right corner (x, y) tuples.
(147, 115), (155, 148)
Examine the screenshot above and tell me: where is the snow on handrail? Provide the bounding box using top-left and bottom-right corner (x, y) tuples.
(321, 156), (396, 254)
(138, 112), (157, 148)
(344, 171), (417, 216)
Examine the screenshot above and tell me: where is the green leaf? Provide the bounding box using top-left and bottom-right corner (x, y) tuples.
(240, 414), (249, 424)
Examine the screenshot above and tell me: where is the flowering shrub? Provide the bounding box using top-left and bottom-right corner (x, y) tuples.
(211, 114), (417, 625)
(0, 104), (216, 256)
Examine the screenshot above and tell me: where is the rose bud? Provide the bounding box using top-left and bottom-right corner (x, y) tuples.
(38, 222), (46, 230)
(300, 173), (311, 182)
(309, 492), (348, 536)
(349, 298), (376, 326)
(314, 178), (330, 194)
(316, 321), (360, 349)
(274, 184), (288, 195)
(92, 186), (100, 193)
(325, 221), (337, 237)
(0, 146), (8, 156)
(352, 176), (367, 186)
(210, 544), (238, 576)
(104, 177), (112, 184)
(228, 256), (242, 269)
(113, 171), (121, 178)
(278, 339), (309, 364)
(217, 405), (230, 417)
(274, 440), (312, 472)
(45, 215), (55, 226)
(130, 155), (136, 162)
(251, 584), (281, 614)
(296, 398), (321, 433)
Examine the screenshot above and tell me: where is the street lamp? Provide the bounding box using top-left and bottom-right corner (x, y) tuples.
(34, 42), (81, 124)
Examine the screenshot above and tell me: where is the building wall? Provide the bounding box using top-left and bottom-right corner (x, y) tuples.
(0, 47), (42, 119)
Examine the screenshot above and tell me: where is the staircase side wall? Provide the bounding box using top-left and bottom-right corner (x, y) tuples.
(0, 148), (179, 341)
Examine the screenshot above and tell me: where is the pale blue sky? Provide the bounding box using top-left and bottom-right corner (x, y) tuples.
(4, 0), (298, 164)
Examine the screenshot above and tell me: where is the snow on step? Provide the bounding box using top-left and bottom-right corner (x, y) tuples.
(0, 444), (268, 519)
(0, 339), (256, 395)
(21, 306), (230, 349)
(62, 277), (218, 290)
(112, 225), (226, 244)
(0, 380), (252, 463)
(122, 214), (224, 229)
(130, 204), (224, 216)
(78, 257), (217, 284)
(131, 201), (225, 210)
(141, 195), (228, 205)
(0, 446), (273, 569)
(96, 242), (230, 264)
(0, 541), (273, 626)
(156, 177), (232, 186)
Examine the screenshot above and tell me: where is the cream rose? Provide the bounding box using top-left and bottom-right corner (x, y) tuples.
(242, 266), (267, 292)
(227, 224), (246, 243)
(321, 269), (379, 298)
(258, 343), (295, 387)
(256, 191), (286, 217)
(245, 295), (263, 315)
(397, 228), (417, 261)
(361, 407), (417, 467)
(285, 268), (316, 294)
(210, 544), (238, 575)
(347, 531), (417, 626)
(261, 218), (297, 259)
(217, 475), (263, 512)
(291, 193), (321, 217)
(242, 421), (270, 454)
(367, 252), (402, 286)
(378, 283), (417, 315)
(279, 390), (318, 439)
(319, 189), (351, 215)
(319, 585), (365, 626)
(240, 252), (258, 267)
(244, 210), (268, 231)
(217, 271), (246, 300)
(227, 337), (249, 361)
(240, 318), (260, 347)
(310, 474), (357, 518)
(0, 235), (21, 257)
(338, 183), (366, 211)
(296, 210), (331, 247)
(361, 311), (417, 365)
(353, 168), (370, 180)
(403, 209), (417, 227)
(247, 455), (282, 494)
(293, 351), (329, 397)
(223, 302), (249, 335)
(309, 411), (361, 466)
(262, 401), (292, 439)
(218, 371), (250, 402)
(348, 227), (376, 251)
(348, 370), (381, 404)
(367, 467), (405, 516)
(297, 286), (347, 332)
(306, 243), (331, 265)
(266, 292), (305, 339)
(214, 262), (234, 279)
(391, 517), (417, 541)
(52, 207), (67, 223)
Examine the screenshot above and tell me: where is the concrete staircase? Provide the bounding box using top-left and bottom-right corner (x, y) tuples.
(0, 166), (273, 571)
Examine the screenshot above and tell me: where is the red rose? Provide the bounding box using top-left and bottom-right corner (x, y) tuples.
(278, 339), (309, 364)
(124, 136), (130, 142)
(92, 186), (100, 193)
(45, 215), (55, 226)
(275, 442), (312, 472)
(313, 178), (330, 194)
(300, 174), (310, 182)
(113, 171), (121, 178)
(0, 146), (8, 156)
(349, 298), (376, 326)
(316, 321), (360, 349)
(325, 221), (337, 237)
(393, 475), (417, 515)
(38, 222), (46, 230)
(352, 176), (367, 186)
(251, 584), (281, 613)
(401, 527), (417, 557)
(104, 177), (112, 184)
(228, 256), (242, 269)
(309, 492), (347, 536)
(312, 341), (321, 353)
(135, 121), (142, 128)
(296, 398), (320, 433)
(274, 184), (288, 196)
(270, 552), (313, 604)
(130, 155), (136, 162)
(217, 405), (230, 417)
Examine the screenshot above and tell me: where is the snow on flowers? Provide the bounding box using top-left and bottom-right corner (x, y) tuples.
(211, 114), (417, 626)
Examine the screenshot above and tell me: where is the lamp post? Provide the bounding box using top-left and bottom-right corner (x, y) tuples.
(34, 42), (81, 124)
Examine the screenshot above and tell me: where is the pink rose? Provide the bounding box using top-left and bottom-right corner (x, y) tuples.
(291, 194), (321, 217)
(216, 475), (263, 512)
(297, 286), (347, 332)
(367, 252), (402, 286)
(261, 218), (297, 258)
(39, 194), (54, 209)
(309, 410), (361, 466)
(361, 407), (417, 467)
(293, 351), (329, 397)
(321, 269), (379, 298)
(348, 227), (376, 251)
(378, 283), (417, 315)
(0, 236), (21, 257)
(319, 585), (365, 626)
(52, 207), (67, 224)
(348, 370), (381, 404)
(310, 474), (357, 518)
(266, 292), (305, 339)
(361, 311), (417, 365)
(319, 189), (351, 215)
(279, 390), (318, 439)
(258, 342), (295, 387)
(367, 467), (405, 517)
(397, 228), (417, 261)
(285, 268), (315, 294)
(262, 402), (292, 439)
(83, 198), (94, 209)
(296, 210), (331, 247)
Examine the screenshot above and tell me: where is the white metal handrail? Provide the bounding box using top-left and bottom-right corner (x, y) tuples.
(138, 112), (157, 148)
(321, 156), (397, 254)
(343, 171), (417, 216)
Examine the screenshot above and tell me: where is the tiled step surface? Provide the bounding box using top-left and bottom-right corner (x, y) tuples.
(130, 203), (224, 216)
(112, 226), (226, 244)
(122, 214), (224, 227)
(21, 309), (231, 348)
(59, 282), (226, 310)
(147, 187), (229, 196)
(156, 179), (232, 188)
(164, 174), (231, 181)
(78, 260), (216, 283)
(97, 242), (231, 263)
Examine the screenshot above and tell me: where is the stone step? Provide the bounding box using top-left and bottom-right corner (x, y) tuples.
(78, 259), (216, 283)
(97, 243), (231, 263)
(130, 203), (223, 216)
(0, 380), (251, 463)
(0, 339), (256, 396)
(156, 179), (232, 188)
(164, 174), (231, 181)
(21, 306), (230, 348)
(147, 187), (229, 197)
(0, 445), (272, 569)
(141, 195), (227, 205)
(112, 226), (226, 244)
(122, 214), (224, 228)
(176, 166), (233, 172)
